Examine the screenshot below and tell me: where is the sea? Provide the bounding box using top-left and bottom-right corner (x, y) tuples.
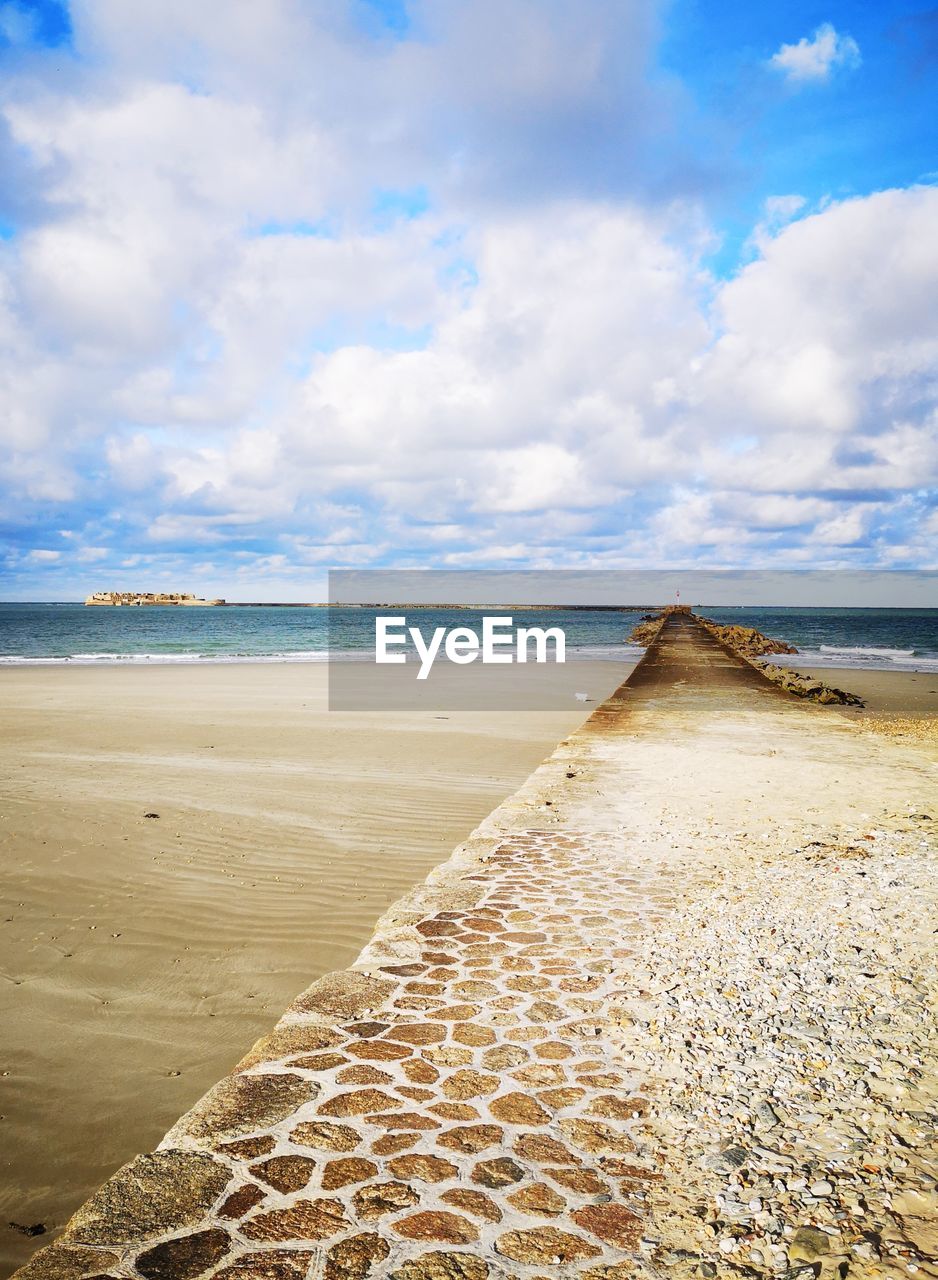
(0, 603), (937, 672)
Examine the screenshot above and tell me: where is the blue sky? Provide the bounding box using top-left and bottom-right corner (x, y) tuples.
(0, 0), (935, 600)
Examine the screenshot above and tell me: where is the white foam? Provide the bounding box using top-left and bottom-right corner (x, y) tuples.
(0, 650), (335, 667)
(0, 643), (642, 668)
(567, 644), (644, 661)
(765, 649), (938, 674)
(887, 655), (938, 671)
(820, 644), (915, 658)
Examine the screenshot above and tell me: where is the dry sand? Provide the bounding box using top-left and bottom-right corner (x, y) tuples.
(788, 665), (938, 759)
(0, 659), (627, 1277)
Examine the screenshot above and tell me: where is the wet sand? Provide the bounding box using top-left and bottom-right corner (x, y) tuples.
(0, 660), (628, 1277)
(796, 665), (938, 721)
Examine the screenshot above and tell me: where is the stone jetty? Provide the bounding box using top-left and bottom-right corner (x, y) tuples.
(15, 614), (937, 1280)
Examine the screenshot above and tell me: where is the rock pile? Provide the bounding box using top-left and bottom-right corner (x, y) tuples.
(696, 618), (798, 661)
(760, 666), (864, 707)
(627, 605), (691, 647)
(628, 617), (666, 646)
(628, 612), (795, 660)
(694, 617), (864, 706)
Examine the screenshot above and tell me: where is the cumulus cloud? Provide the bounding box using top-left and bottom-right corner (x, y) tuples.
(58, 0), (672, 207)
(769, 22), (861, 84)
(254, 188), (936, 562)
(700, 187), (938, 463)
(0, 1), (934, 595)
(745, 195), (807, 257)
(5, 182), (938, 584)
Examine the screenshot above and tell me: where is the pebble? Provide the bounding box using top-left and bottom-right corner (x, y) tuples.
(615, 819), (938, 1280)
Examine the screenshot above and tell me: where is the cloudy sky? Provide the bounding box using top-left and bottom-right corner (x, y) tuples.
(1, 0), (936, 600)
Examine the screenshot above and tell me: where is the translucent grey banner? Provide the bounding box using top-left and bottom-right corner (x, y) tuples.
(327, 570), (938, 710)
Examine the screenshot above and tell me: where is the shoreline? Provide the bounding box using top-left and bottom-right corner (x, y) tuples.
(0, 648), (642, 669)
(2, 655), (938, 678)
(798, 664), (938, 719)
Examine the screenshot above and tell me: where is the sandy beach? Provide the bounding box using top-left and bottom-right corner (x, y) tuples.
(0, 659), (630, 1277)
(1, 655), (935, 1276)
(791, 665), (938, 725)
(8, 617), (937, 1280)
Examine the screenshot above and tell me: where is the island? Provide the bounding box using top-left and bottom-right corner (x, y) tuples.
(84, 592), (225, 606)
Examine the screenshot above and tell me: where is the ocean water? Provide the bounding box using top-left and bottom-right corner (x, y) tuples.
(0, 603), (936, 672)
(701, 607), (938, 673)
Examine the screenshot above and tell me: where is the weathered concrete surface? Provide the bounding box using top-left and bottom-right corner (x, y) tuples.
(13, 615), (937, 1280)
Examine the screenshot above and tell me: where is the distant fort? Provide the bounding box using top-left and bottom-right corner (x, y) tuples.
(84, 592), (225, 606)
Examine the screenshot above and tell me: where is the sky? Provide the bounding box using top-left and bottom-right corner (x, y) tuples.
(0, 0), (936, 601)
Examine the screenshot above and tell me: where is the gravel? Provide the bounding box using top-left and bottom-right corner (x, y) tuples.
(615, 815), (938, 1280)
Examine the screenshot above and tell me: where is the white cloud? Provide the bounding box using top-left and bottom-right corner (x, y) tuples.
(58, 0), (667, 208)
(476, 444), (587, 514)
(746, 194), (807, 257)
(813, 507), (869, 546)
(698, 187), (938, 487)
(769, 23), (861, 84)
(278, 203), (709, 498)
(0, 2), (934, 587)
(7, 182), (938, 575)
